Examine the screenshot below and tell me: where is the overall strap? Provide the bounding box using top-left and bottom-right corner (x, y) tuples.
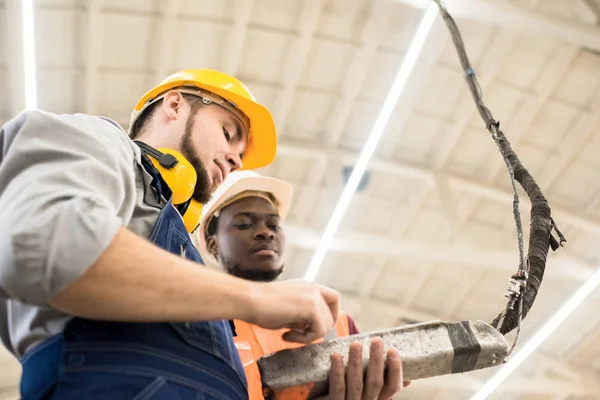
(140, 151), (172, 202)
(138, 146), (191, 215)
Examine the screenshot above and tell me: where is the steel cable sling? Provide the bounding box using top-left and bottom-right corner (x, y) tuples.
(257, 2), (568, 398)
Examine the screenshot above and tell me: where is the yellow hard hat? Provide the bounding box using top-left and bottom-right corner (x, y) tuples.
(130, 69), (277, 170)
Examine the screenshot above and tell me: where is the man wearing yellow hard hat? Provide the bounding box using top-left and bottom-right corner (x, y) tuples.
(0, 69), (340, 399)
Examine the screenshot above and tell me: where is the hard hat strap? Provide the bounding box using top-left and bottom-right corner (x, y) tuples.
(175, 87), (251, 136)
(132, 87), (251, 139)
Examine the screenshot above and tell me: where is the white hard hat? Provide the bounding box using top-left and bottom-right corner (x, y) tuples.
(193, 170), (293, 269)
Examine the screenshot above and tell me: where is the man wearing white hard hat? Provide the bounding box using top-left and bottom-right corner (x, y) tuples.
(195, 170), (407, 400)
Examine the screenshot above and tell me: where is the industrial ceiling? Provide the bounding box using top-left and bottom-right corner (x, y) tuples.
(2, 0), (600, 398)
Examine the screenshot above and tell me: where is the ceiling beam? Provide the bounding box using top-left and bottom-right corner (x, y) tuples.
(395, 263), (432, 309)
(0, 387), (19, 399)
(582, 0), (600, 24)
(274, 0), (324, 127)
(394, 0), (600, 52)
(379, 18), (447, 153)
(441, 267), (485, 320)
(6, 0), (24, 116)
(540, 90), (600, 192)
(386, 185), (433, 242)
(278, 142), (600, 238)
(412, 371), (591, 396)
(562, 318), (600, 361)
(341, 293), (447, 327)
(324, 1), (394, 146)
(449, 172), (600, 237)
(434, 29), (519, 167)
(224, 0), (254, 76)
(491, 376), (589, 396)
(356, 257), (388, 298)
(579, 367), (600, 395)
(433, 169), (462, 238)
(428, 28), (518, 240)
(290, 149), (327, 224)
(284, 222), (594, 282)
(0, 354), (19, 391)
(482, 44), (579, 183)
(84, 0), (103, 115)
(151, 0), (182, 87)
(439, 375), (589, 396)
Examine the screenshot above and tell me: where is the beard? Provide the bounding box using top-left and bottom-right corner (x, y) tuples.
(221, 257), (284, 282)
(179, 114), (216, 205)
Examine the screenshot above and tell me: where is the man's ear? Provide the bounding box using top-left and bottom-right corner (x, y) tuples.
(206, 235), (218, 259)
(161, 90), (184, 120)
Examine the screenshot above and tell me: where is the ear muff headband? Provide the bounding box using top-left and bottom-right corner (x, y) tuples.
(136, 141), (203, 233)
(183, 199), (203, 234)
(136, 142), (197, 205)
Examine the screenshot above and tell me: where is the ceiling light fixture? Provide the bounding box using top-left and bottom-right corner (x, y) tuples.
(471, 266), (600, 400)
(304, 2), (439, 282)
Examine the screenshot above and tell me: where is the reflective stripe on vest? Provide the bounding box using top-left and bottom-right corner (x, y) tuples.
(234, 311), (351, 400)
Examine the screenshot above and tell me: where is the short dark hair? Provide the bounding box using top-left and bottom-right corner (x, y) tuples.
(129, 93), (205, 139)
(207, 214), (220, 236)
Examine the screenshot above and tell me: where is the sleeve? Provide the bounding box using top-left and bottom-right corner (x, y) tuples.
(347, 315), (360, 335)
(0, 111), (137, 305)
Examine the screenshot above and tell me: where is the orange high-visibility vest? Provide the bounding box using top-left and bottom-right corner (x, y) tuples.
(234, 312), (351, 400)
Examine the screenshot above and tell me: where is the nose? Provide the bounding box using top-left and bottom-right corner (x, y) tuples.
(254, 224), (275, 240)
(226, 153), (243, 172)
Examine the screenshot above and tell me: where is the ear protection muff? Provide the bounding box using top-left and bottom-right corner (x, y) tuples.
(136, 141), (196, 205)
(135, 141), (203, 233)
(183, 199), (203, 233)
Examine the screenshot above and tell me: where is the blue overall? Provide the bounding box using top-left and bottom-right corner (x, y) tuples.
(19, 156), (248, 400)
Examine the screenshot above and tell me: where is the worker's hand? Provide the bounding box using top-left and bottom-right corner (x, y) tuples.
(245, 279), (340, 344)
(328, 338), (409, 400)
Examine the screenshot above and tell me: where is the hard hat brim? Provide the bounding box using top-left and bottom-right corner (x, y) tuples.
(198, 82), (277, 171)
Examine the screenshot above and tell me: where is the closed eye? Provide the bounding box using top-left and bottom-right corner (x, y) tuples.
(223, 127), (231, 142)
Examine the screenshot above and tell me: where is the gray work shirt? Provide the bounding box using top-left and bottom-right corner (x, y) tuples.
(0, 110), (162, 358)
